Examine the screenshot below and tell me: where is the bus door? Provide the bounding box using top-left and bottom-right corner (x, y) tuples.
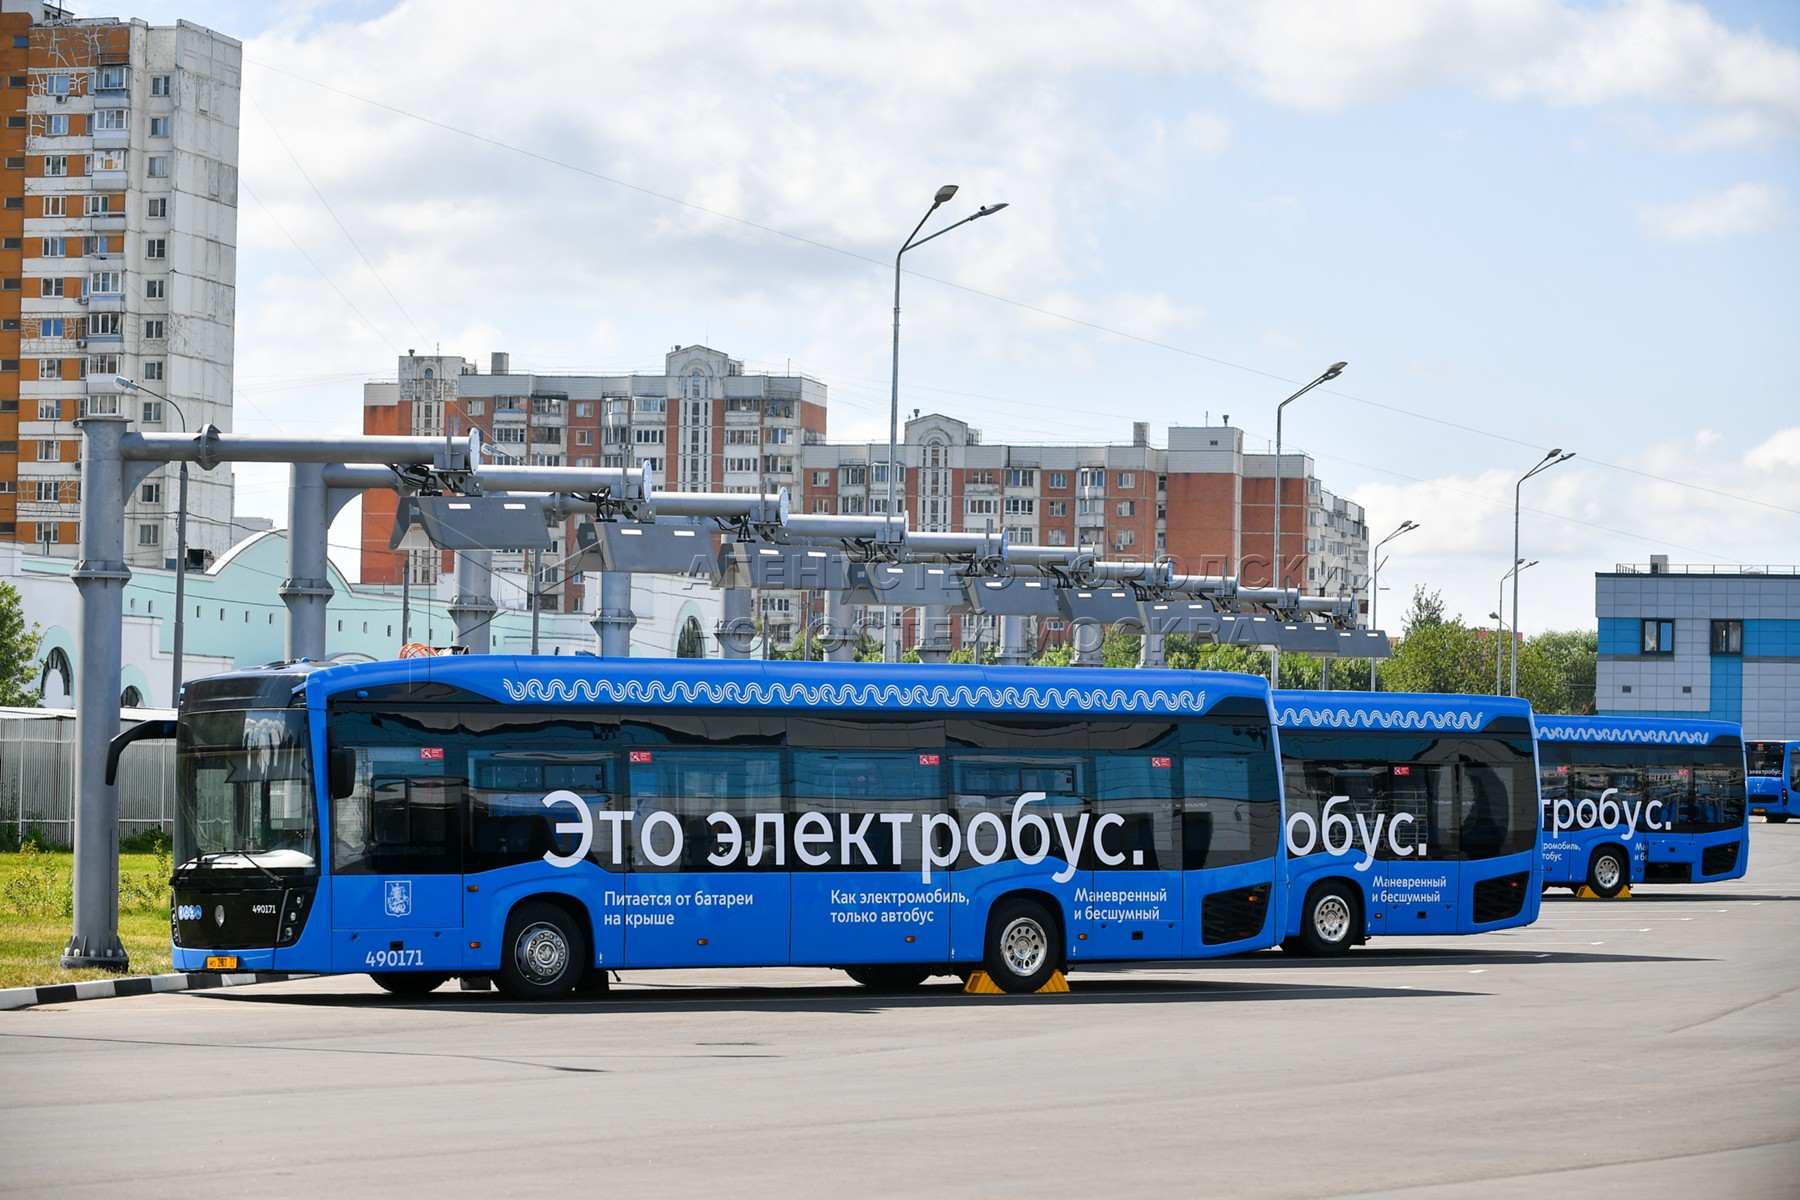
(787, 749), (950, 967)
(329, 746), (465, 975)
(621, 748), (791, 968)
(1450, 754), (1539, 933)
(1078, 752), (1183, 961)
(1381, 763), (1456, 935)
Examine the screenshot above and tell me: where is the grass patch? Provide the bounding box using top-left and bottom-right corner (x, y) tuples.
(0, 849), (174, 990)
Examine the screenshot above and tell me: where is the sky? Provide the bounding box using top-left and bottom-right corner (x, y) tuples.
(117, 0), (1800, 635)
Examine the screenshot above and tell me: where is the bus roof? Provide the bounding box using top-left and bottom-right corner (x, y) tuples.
(1273, 690), (1532, 734)
(1534, 713), (1742, 747)
(261, 656), (1272, 719)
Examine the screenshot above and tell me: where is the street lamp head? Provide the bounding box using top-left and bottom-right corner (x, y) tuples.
(933, 184), (959, 205)
(1324, 361), (1347, 380)
(1544, 447), (1563, 460)
(1557, 451), (1577, 463)
(976, 202), (1009, 216)
(112, 375), (139, 393)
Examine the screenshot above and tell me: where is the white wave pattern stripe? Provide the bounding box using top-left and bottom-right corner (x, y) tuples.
(500, 677), (1207, 714)
(1276, 706), (1484, 731)
(1537, 724), (1712, 745)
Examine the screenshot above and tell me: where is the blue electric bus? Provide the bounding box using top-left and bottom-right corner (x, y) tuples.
(1272, 692), (1542, 955)
(1746, 740), (1799, 823)
(118, 657), (1289, 998)
(1535, 715), (1749, 895)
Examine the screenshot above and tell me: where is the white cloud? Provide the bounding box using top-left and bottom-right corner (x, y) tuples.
(1637, 182), (1790, 240)
(1348, 426), (1800, 635)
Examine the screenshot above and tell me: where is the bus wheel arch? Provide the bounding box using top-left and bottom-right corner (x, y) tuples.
(498, 896), (591, 1000)
(1298, 880), (1361, 956)
(982, 891), (1064, 994)
(1586, 846), (1629, 899)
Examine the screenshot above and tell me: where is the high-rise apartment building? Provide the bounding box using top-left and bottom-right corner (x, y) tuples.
(0, 2), (239, 568)
(803, 414), (1369, 649)
(361, 346), (827, 612)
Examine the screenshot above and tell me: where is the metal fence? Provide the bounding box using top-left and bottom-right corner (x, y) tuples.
(0, 707), (176, 847)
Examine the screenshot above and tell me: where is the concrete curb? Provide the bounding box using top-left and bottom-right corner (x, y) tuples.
(0, 971), (310, 1012)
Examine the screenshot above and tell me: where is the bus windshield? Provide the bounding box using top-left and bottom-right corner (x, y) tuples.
(178, 707), (319, 868)
(1746, 742), (1785, 776)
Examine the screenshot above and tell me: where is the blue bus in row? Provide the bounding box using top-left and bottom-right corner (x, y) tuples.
(1535, 715), (1749, 895)
(126, 657), (1290, 997)
(1272, 692), (1542, 954)
(1747, 740), (1799, 823)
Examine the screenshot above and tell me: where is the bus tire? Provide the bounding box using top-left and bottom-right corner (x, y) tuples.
(1768, 814), (1790, 824)
(983, 897), (1060, 994)
(498, 902), (587, 1000)
(369, 972), (448, 996)
(1586, 848), (1627, 899)
(844, 966), (932, 992)
(1299, 882), (1359, 956)
(1279, 936), (1309, 955)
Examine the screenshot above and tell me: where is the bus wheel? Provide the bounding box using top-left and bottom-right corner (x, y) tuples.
(1279, 937), (1310, 955)
(1587, 849), (1627, 899)
(369, 972), (448, 996)
(984, 898), (1060, 993)
(1299, 883), (1358, 956)
(844, 966), (932, 992)
(499, 902), (587, 1000)
(1769, 815), (1790, 824)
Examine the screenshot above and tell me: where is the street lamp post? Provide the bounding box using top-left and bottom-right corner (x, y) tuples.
(114, 377), (188, 705)
(1511, 449), (1575, 696)
(1496, 559), (1537, 694)
(1367, 519), (1418, 689)
(885, 184), (1008, 660)
(1269, 361), (1346, 686)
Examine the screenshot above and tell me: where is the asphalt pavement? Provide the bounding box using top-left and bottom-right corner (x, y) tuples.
(3, 823), (1797, 1199)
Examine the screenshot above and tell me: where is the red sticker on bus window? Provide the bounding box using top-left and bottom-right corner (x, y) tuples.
(630, 751), (653, 764)
(420, 748), (444, 761)
(919, 754), (940, 766)
(1393, 766), (1411, 776)
(1151, 757), (1171, 769)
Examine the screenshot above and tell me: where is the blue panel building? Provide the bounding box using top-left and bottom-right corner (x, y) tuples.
(1596, 556), (1800, 740)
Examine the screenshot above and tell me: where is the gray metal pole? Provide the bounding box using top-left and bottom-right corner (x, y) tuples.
(64, 411), (131, 970)
(998, 615), (1029, 666)
(170, 462), (188, 703)
(718, 586), (755, 660)
(281, 462), (333, 661)
(529, 549), (541, 655)
(451, 550), (495, 654)
(595, 571), (635, 658)
(823, 589), (855, 662)
(917, 602), (952, 664)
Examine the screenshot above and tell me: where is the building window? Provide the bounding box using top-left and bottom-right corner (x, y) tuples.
(143, 361), (163, 381)
(144, 319), (165, 340)
(37, 359), (59, 380)
(967, 498), (998, 516)
(37, 440), (59, 461)
(145, 278), (164, 300)
(35, 480), (60, 502)
(140, 483), (162, 504)
(82, 235), (108, 257)
(1116, 500), (1136, 517)
(41, 278), (63, 297)
(95, 66), (127, 91)
(43, 155), (67, 177)
(41, 195), (65, 217)
(1710, 620), (1743, 656)
(84, 194), (111, 216)
(573, 428), (591, 445)
(1004, 497), (1034, 516)
(1077, 468), (1105, 489)
(151, 75), (171, 96)
(87, 150), (126, 174)
(41, 237), (65, 257)
(146, 197), (166, 218)
(137, 524), (160, 546)
(88, 312), (123, 336)
(3, 156), (20, 170)
(574, 401), (593, 417)
(145, 238), (166, 259)
(811, 471), (831, 487)
(149, 116), (169, 138)
(44, 74), (70, 96)
(88, 271), (122, 295)
(93, 108), (128, 131)
(1005, 468), (1036, 488)
(37, 399), (60, 419)
(1047, 472), (1068, 489)
(147, 156), (169, 178)
(841, 465), (866, 486)
(1640, 619), (1675, 655)
(1117, 472), (1136, 489)
(1046, 500), (1067, 517)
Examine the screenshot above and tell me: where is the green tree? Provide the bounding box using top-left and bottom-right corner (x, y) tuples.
(1380, 614), (1492, 696)
(0, 582), (41, 707)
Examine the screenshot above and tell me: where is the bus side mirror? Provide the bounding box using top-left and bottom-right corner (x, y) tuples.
(328, 748), (357, 800)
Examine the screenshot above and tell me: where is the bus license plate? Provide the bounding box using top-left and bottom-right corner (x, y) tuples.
(204, 955), (239, 971)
